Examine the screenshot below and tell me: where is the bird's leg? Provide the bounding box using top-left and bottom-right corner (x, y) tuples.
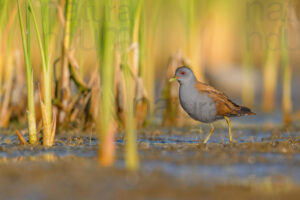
(204, 123), (215, 144)
(224, 116), (232, 143)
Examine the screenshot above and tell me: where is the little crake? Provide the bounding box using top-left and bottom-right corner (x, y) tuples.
(169, 66), (255, 143)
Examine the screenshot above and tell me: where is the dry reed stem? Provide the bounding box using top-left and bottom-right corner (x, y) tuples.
(57, 0), (72, 124)
(115, 53), (125, 126)
(58, 45), (71, 123)
(128, 43), (148, 127)
(66, 49), (90, 91)
(16, 130), (27, 145)
(56, 2), (65, 27)
(83, 67), (100, 126)
(135, 78), (148, 128)
(40, 93), (51, 146)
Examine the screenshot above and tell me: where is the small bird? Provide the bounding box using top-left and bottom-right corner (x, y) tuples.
(169, 66), (255, 143)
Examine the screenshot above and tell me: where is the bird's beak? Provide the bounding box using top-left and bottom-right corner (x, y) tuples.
(169, 76), (178, 82)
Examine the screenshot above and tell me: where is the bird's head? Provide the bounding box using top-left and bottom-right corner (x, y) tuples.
(169, 66), (196, 85)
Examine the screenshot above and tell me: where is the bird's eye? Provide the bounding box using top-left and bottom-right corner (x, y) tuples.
(180, 71), (185, 75)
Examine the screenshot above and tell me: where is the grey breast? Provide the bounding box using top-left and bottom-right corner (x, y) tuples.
(179, 84), (217, 123)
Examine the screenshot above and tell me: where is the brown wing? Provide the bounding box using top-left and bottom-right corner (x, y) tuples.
(195, 82), (255, 117)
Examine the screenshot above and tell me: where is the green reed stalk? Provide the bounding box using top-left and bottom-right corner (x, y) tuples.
(96, 1), (116, 166)
(28, 0), (53, 146)
(121, 0), (140, 170)
(131, 0), (149, 127)
(0, 1), (7, 28)
(122, 64), (139, 170)
(68, 0), (80, 42)
(0, 0), (8, 103)
(17, 0), (37, 144)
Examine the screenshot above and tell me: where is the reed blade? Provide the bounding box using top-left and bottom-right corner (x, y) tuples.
(17, 0), (37, 144)
(96, 0), (117, 166)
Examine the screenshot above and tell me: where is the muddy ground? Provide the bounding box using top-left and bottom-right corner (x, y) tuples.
(0, 121), (300, 200)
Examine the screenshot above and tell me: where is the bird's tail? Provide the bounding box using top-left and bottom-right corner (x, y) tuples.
(239, 106), (256, 115)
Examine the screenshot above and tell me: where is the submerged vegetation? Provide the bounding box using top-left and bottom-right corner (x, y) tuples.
(1, 0), (300, 171)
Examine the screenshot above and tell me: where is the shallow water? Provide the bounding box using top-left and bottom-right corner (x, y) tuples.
(0, 118), (300, 189)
